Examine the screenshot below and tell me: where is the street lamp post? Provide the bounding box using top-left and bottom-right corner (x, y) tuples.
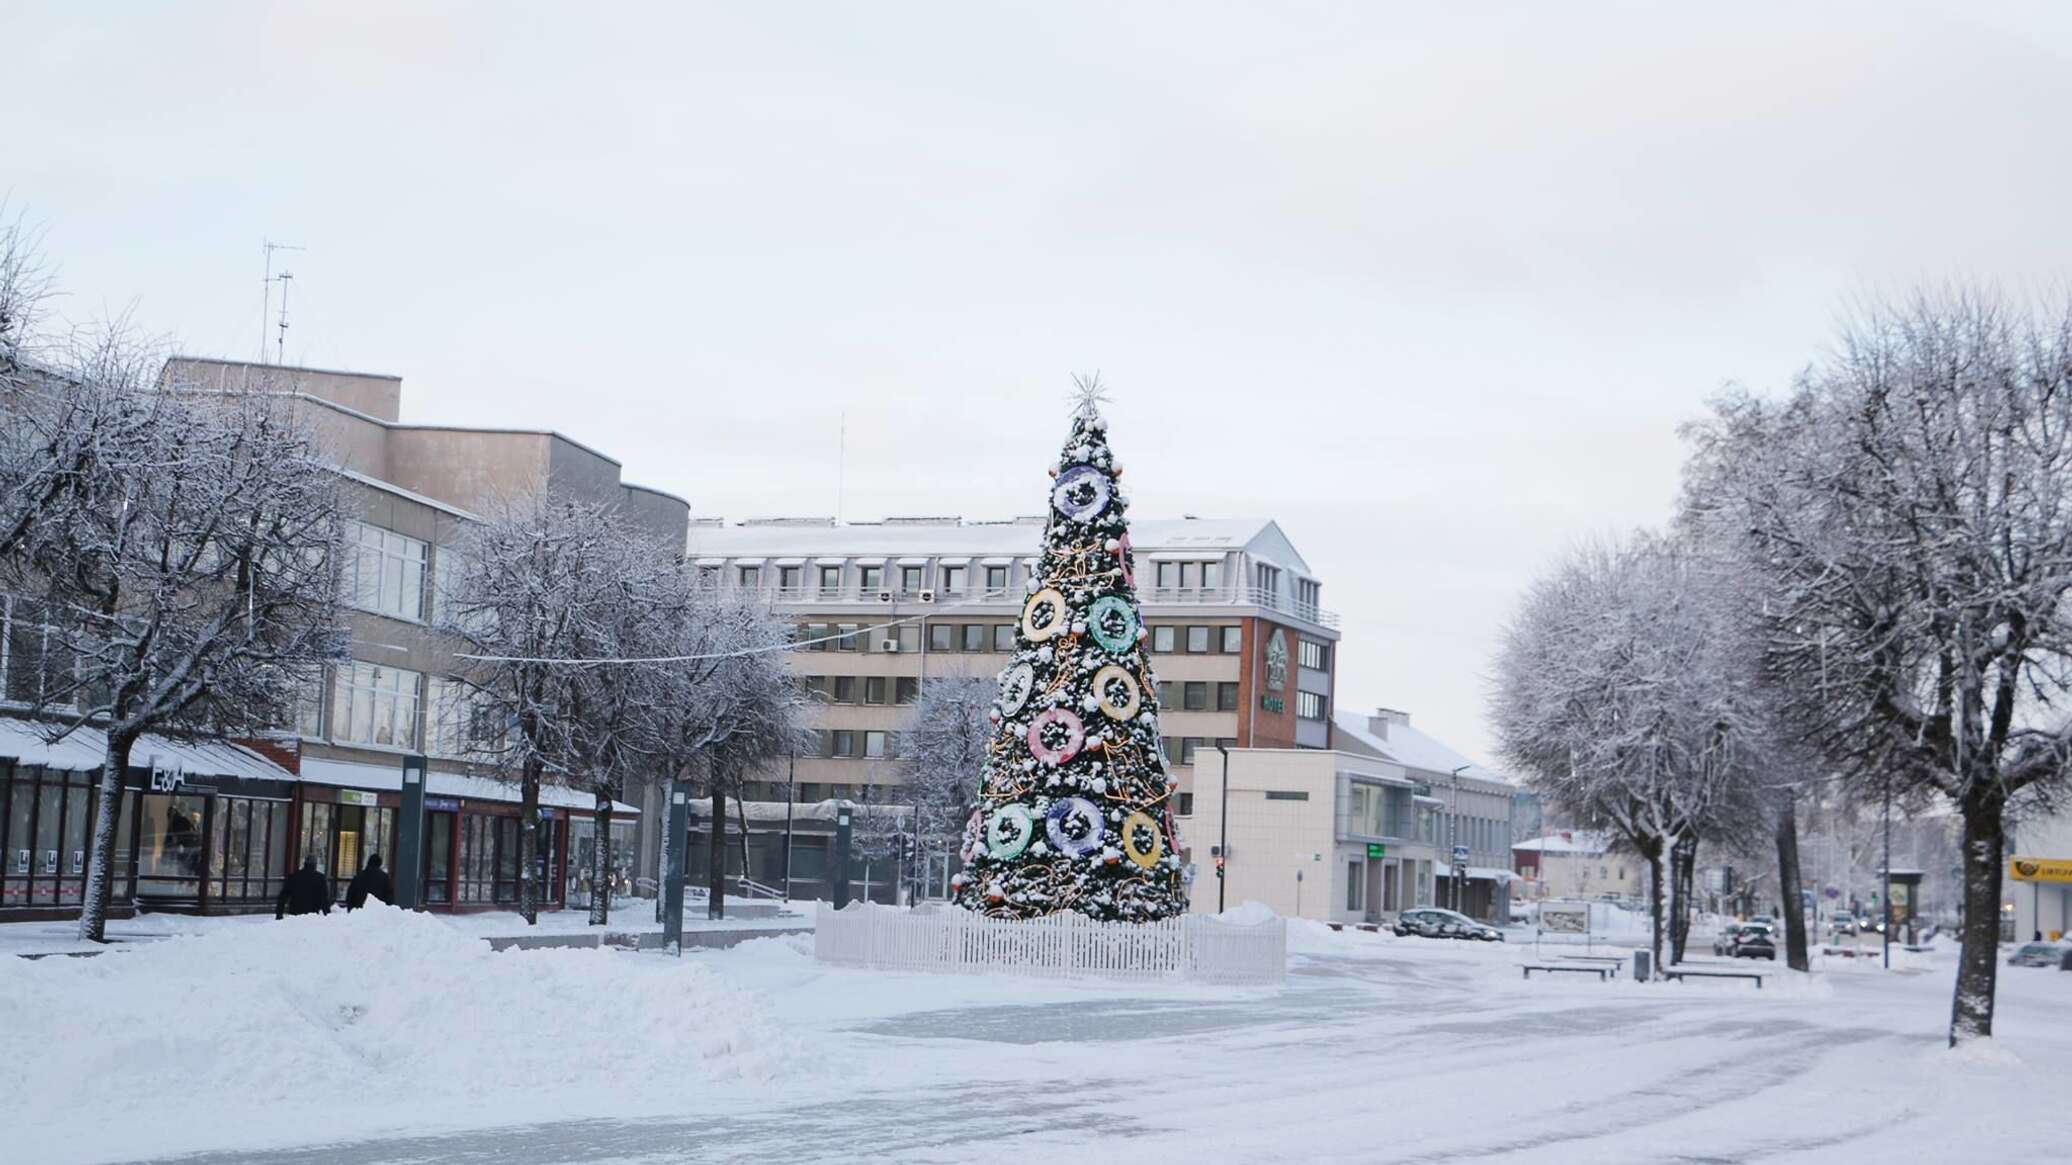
(782, 748), (796, 903)
(1450, 764), (1468, 915)
(1216, 741), (1232, 914)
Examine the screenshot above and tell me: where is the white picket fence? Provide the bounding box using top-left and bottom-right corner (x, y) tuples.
(813, 901), (1286, 986)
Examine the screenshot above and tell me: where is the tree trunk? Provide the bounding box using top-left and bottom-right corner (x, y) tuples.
(517, 754), (542, 925)
(1773, 787), (1810, 972)
(588, 793), (612, 926)
(655, 781), (671, 925)
(77, 729), (139, 943)
(1951, 789), (2007, 1045)
(708, 786), (726, 921)
(1670, 834), (1697, 965)
(1641, 838), (1665, 970)
(734, 791), (752, 892)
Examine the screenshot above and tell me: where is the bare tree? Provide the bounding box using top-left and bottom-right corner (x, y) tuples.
(1492, 533), (1770, 968)
(1, 342), (349, 942)
(1684, 289), (2072, 1044)
(899, 672), (992, 891)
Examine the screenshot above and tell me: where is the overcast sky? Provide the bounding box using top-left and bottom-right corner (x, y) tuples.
(9, 2), (2071, 764)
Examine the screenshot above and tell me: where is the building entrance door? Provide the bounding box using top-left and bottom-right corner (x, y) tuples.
(135, 791), (213, 903)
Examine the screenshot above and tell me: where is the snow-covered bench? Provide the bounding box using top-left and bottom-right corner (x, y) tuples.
(1660, 967), (1764, 988)
(1521, 963), (1610, 981)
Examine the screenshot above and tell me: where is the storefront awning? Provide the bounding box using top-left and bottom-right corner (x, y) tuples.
(1441, 865), (1520, 884)
(297, 757), (639, 815)
(0, 717), (293, 783)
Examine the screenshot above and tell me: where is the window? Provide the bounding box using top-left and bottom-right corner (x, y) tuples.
(1264, 790), (1310, 801)
(896, 625), (922, 653)
(985, 565), (1009, 592)
(993, 623), (1016, 652)
(895, 677), (920, 704)
(1185, 626), (1211, 653)
(962, 624), (985, 652)
(929, 623), (954, 652)
(833, 676), (857, 704)
(1202, 561), (1223, 590)
(1296, 577), (1322, 616)
(343, 521), (428, 621)
(428, 677), (503, 757)
(864, 731), (888, 759)
(832, 730), (858, 758)
(1181, 737), (1202, 765)
(1176, 793), (1194, 816)
(819, 565), (842, 593)
(941, 565), (966, 594)
(1256, 563), (1281, 598)
(779, 565), (802, 591)
(696, 565), (721, 590)
(1183, 682), (1208, 711)
(1220, 626), (1242, 654)
(1155, 561), (1176, 588)
(859, 565), (883, 592)
(1152, 625), (1176, 653)
(738, 566), (761, 588)
(331, 661), (424, 749)
(835, 623), (861, 652)
(799, 730), (825, 757)
(800, 623), (829, 651)
(1216, 682), (1240, 712)
(1157, 681), (1175, 707)
(1300, 639), (1328, 670)
(900, 565), (924, 593)
(865, 676), (887, 705)
(1348, 862), (1364, 911)
(1297, 691), (1325, 720)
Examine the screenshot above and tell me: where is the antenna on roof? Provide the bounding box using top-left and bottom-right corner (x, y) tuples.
(259, 238), (303, 365)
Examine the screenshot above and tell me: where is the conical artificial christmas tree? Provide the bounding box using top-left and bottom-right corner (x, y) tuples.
(950, 380), (1187, 921)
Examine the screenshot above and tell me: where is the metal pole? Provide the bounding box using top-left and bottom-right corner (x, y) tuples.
(1216, 742), (1232, 913)
(783, 749), (795, 903)
(1451, 765), (1467, 915)
(1882, 774), (1892, 970)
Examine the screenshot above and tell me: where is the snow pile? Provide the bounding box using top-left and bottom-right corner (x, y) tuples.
(0, 906), (794, 1121)
(1213, 900), (1279, 926)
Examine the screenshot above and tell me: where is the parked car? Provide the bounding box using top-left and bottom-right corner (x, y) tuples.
(1831, 912), (1858, 936)
(1721, 922), (1777, 960)
(1712, 923), (1747, 956)
(2007, 941), (2069, 968)
(1392, 908), (1503, 942)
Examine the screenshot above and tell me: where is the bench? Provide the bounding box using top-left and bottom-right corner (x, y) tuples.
(1660, 967), (1764, 988)
(1522, 963), (1610, 981)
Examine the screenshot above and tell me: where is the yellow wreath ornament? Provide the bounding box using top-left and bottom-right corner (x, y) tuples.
(1122, 810), (1164, 869)
(1091, 664), (1141, 721)
(1021, 587), (1069, 642)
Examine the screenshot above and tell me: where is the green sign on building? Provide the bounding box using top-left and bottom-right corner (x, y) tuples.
(1366, 843), (1386, 858)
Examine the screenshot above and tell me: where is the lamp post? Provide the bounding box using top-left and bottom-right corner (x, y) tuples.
(782, 747), (796, 903)
(1216, 741), (1232, 914)
(1450, 764), (1468, 915)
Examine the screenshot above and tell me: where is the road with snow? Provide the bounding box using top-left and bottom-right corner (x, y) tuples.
(85, 924), (2072, 1165)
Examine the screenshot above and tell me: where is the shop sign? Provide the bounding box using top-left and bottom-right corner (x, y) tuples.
(425, 797), (461, 812)
(1259, 695), (1285, 713)
(1452, 844), (1470, 864)
(337, 789), (381, 807)
(2011, 857), (2072, 884)
(149, 762), (185, 793)
(1366, 843), (1386, 858)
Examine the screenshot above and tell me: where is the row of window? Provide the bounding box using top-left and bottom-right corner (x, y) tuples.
(724, 563), (1024, 596)
(796, 621), (1247, 656)
(1157, 681), (1241, 713)
(800, 728), (898, 760)
(803, 675), (921, 706)
(1161, 736), (1237, 767)
(297, 661), (504, 757)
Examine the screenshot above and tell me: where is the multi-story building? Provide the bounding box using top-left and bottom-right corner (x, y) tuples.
(0, 357), (685, 921)
(678, 515), (1340, 900)
(1330, 707), (1519, 922)
(1508, 830), (1638, 903)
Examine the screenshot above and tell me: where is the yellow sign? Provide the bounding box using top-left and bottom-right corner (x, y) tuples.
(2009, 857), (2072, 884)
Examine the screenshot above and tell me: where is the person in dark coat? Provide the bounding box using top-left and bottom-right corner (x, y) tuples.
(276, 854), (332, 919)
(345, 853), (394, 911)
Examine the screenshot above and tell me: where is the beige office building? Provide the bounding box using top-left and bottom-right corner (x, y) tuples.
(680, 515), (1340, 899)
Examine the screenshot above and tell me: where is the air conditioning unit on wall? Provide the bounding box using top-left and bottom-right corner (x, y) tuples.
(876, 590), (894, 603)
(918, 589), (936, 603)
(880, 639), (901, 653)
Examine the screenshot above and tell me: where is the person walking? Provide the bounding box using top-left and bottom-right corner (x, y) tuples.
(345, 853), (394, 911)
(276, 854), (332, 919)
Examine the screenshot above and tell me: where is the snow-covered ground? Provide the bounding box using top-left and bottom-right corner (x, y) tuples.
(4, 907), (2068, 1163)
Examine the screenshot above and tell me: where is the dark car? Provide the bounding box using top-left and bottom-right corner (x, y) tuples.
(1392, 908), (1503, 942)
(2007, 941), (2069, 969)
(1728, 922), (1777, 960)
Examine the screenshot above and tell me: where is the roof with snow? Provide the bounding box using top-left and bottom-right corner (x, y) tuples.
(1331, 710), (1510, 785)
(684, 516), (1316, 575)
(1512, 831), (1612, 855)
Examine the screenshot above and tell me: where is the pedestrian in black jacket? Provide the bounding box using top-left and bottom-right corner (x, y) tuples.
(276, 855), (332, 919)
(345, 853), (394, 911)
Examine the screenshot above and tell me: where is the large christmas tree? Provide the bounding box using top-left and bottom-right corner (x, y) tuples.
(950, 381), (1187, 922)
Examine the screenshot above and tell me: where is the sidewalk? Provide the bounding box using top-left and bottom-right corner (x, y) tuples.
(3, 902), (811, 959)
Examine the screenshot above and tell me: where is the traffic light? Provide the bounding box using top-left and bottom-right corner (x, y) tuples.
(1214, 854), (1226, 879)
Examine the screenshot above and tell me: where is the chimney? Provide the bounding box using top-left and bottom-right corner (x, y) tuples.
(1368, 707), (1410, 738)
